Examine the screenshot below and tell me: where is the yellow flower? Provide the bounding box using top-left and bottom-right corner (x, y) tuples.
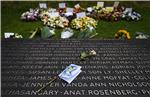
(115, 29), (131, 39)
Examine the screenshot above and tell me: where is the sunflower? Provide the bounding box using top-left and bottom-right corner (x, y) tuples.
(115, 29), (131, 39)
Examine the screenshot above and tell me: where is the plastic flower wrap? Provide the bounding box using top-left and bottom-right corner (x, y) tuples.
(29, 26), (55, 39)
(21, 8), (39, 21)
(71, 17), (97, 30)
(41, 26), (55, 38)
(61, 28), (74, 39)
(122, 11), (141, 21)
(78, 26), (98, 39)
(135, 32), (149, 39)
(15, 33), (23, 38)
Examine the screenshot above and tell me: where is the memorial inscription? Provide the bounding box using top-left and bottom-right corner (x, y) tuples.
(1, 39), (150, 97)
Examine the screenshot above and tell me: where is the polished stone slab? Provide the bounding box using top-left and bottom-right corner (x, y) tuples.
(1, 39), (150, 97)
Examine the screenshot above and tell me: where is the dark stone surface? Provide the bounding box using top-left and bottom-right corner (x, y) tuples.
(1, 39), (150, 97)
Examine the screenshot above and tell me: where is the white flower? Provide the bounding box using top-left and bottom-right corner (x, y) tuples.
(90, 50), (96, 55)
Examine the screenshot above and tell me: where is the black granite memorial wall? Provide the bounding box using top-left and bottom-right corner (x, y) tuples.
(1, 39), (150, 97)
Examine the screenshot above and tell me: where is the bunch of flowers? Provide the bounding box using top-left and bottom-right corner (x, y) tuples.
(97, 7), (113, 20)
(115, 29), (131, 39)
(135, 32), (149, 39)
(21, 8), (39, 21)
(85, 5), (106, 20)
(78, 26), (98, 38)
(96, 6), (125, 22)
(39, 9), (69, 28)
(71, 17), (97, 30)
(42, 16), (69, 28)
(93, 6), (102, 12)
(122, 10), (141, 21)
(8, 33), (23, 38)
(14, 33), (23, 38)
(105, 6), (124, 22)
(74, 4), (81, 13)
(80, 50), (96, 60)
(39, 10), (49, 18)
(61, 28), (74, 39)
(100, 7), (114, 14)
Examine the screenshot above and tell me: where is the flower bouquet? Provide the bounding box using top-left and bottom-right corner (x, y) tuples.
(41, 26), (55, 38)
(71, 17), (97, 30)
(5, 32), (23, 38)
(57, 3), (67, 14)
(14, 33), (23, 38)
(80, 50), (96, 60)
(78, 26), (98, 39)
(21, 8), (39, 21)
(108, 6), (124, 22)
(61, 28), (74, 39)
(115, 29), (131, 39)
(41, 15), (69, 28)
(74, 4), (81, 13)
(89, 6), (102, 19)
(135, 32), (149, 39)
(122, 8), (141, 21)
(93, 5), (102, 12)
(29, 26), (55, 39)
(98, 7), (114, 21)
(86, 7), (98, 19)
(61, 8), (76, 21)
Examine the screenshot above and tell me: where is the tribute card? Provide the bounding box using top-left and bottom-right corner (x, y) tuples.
(49, 12), (60, 17)
(97, 2), (104, 7)
(65, 12), (73, 16)
(113, 1), (120, 7)
(4, 32), (14, 38)
(66, 8), (74, 12)
(125, 8), (133, 13)
(59, 64), (82, 84)
(39, 3), (47, 9)
(76, 12), (86, 18)
(59, 3), (66, 8)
